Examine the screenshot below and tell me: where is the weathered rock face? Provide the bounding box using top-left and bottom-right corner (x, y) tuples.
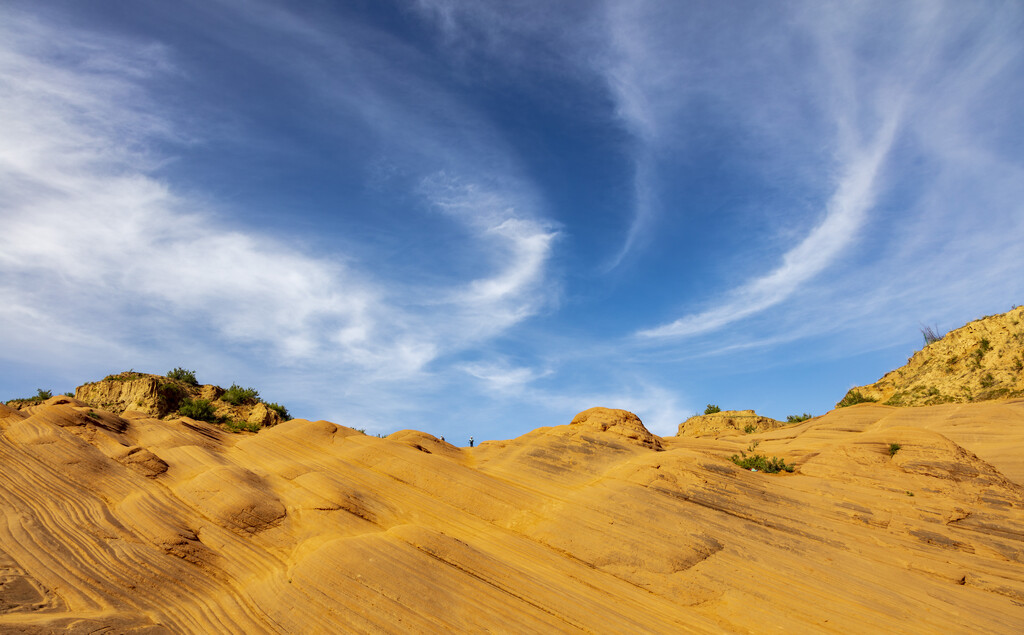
(839, 305), (1024, 407)
(677, 409), (785, 437)
(570, 407), (663, 450)
(66, 371), (283, 428)
(75, 372), (191, 417)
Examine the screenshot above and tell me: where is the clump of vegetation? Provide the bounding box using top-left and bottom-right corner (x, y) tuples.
(1014, 357), (1023, 372)
(786, 413), (812, 423)
(86, 410), (101, 420)
(980, 373), (996, 388)
(103, 370), (144, 382)
(837, 389), (878, 407)
(743, 424), (757, 434)
(704, 404), (721, 415)
(920, 324), (942, 346)
(224, 419), (262, 433)
(7, 389), (53, 405)
(166, 367), (199, 386)
(730, 441), (795, 473)
(221, 384), (259, 406)
(888, 443), (902, 457)
(178, 398), (216, 422)
(265, 402), (292, 420)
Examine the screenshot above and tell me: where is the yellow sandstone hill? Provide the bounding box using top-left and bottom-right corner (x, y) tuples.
(677, 409), (788, 437)
(1, 384), (1024, 632)
(838, 305), (1024, 407)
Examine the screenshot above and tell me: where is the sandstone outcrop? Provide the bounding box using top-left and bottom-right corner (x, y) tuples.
(569, 406), (663, 449)
(677, 409), (786, 436)
(61, 371), (284, 428)
(2, 384), (1024, 632)
(75, 371), (191, 417)
(839, 305), (1024, 407)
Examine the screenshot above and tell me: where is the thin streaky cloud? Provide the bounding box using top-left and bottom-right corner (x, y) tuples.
(638, 100), (903, 339)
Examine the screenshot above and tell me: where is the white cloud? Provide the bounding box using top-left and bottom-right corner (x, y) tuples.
(0, 8), (558, 384)
(458, 360), (550, 393)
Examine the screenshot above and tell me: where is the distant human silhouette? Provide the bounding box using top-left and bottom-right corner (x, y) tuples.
(469, 436), (474, 447)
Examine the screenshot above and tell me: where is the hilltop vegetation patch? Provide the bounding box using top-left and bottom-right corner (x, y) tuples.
(837, 390), (878, 407)
(166, 367), (199, 386)
(221, 384), (260, 406)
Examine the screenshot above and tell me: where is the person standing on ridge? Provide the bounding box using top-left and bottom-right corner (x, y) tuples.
(469, 436), (474, 448)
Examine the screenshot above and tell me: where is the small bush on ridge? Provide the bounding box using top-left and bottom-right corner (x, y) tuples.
(221, 384), (259, 406)
(786, 413), (812, 423)
(920, 324), (942, 346)
(265, 402), (291, 420)
(837, 389), (878, 407)
(704, 404), (721, 415)
(167, 367), (199, 386)
(889, 443), (902, 457)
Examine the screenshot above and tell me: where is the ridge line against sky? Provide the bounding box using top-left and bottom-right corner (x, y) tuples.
(2, 0), (1023, 440)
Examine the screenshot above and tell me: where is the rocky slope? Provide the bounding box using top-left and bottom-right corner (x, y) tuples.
(839, 305), (1024, 407)
(2, 392), (1023, 633)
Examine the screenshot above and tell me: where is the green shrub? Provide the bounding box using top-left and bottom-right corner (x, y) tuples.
(704, 404), (721, 415)
(166, 367), (199, 386)
(221, 384), (259, 406)
(35, 389), (52, 400)
(64, 391), (74, 397)
(979, 337), (991, 353)
(888, 443), (902, 457)
(1014, 357), (1023, 372)
(265, 402), (291, 420)
(743, 424), (757, 434)
(730, 451), (794, 473)
(224, 419), (262, 433)
(179, 398), (216, 422)
(786, 413), (812, 423)
(837, 389), (878, 407)
(980, 373), (996, 388)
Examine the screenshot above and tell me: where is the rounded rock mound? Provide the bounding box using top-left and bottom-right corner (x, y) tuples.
(570, 407), (663, 450)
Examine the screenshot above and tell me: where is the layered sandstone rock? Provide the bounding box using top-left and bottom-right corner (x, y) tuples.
(75, 371), (191, 417)
(2, 389), (1024, 632)
(569, 406), (663, 450)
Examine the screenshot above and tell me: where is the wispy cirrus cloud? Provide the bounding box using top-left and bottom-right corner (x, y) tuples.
(0, 6), (558, 386)
(638, 109), (902, 338)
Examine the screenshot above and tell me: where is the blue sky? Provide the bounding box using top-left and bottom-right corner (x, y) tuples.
(2, 1), (1023, 441)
